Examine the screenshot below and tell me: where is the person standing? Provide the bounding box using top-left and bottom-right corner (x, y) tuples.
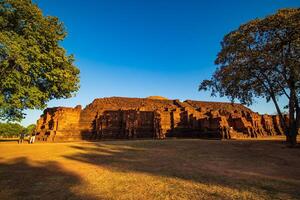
(18, 132), (25, 144)
(29, 133), (36, 144)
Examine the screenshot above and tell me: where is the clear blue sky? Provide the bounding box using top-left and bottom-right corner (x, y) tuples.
(22, 0), (299, 126)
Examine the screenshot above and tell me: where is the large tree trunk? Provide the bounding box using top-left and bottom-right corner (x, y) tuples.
(295, 101), (300, 143)
(297, 106), (300, 131)
(287, 126), (297, 146)
(287, 88), (298, 146)
(287, 124), (297, 146)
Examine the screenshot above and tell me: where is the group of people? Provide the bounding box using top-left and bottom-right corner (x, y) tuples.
(18, 132), (36, 144)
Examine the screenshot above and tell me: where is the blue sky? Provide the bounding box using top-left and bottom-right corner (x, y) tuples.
(22, 0), (299, 126)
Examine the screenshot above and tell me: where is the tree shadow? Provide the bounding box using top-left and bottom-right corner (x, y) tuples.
(64, 140), (300, 199)
(0, 138), (19, 143)
(0, 157), (98, 200)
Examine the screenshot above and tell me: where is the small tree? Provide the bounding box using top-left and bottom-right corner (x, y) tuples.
(199, 9), (300, 146)
(25, 124), (36, 135)
(0, 0), (80, 121)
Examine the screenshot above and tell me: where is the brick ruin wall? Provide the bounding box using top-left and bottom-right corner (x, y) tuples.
(35, 97), (287, 141)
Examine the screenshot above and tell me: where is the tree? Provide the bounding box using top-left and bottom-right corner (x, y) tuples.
(25, 124), (36, 135)
(0, 122), (25, 138)
(0, 0), (80, 121)
(199, 9), (300, 146)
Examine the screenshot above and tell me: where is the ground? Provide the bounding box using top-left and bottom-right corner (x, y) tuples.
(0, 138), (299, 200)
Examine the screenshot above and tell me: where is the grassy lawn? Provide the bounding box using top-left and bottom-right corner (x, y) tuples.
(0, 139), (299, 200)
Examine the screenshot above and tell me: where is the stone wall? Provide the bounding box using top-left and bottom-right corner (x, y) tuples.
(92, 110), (160, 139)
(35, 97), (286, 141)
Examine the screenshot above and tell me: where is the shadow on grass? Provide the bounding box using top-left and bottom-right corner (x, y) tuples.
(64, 140), (300, 199)
(0, 138), (19, 143)
(0, 157), (98, 200)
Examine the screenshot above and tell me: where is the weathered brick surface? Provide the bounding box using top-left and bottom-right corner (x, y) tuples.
(35, 97), (285, 141)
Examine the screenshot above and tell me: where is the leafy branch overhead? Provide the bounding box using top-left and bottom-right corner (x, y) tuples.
(0, 0), (80, 121)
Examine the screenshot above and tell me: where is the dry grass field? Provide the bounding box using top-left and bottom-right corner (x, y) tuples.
(0, 139), (299, 200)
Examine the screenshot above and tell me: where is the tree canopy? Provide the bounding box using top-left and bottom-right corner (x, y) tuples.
(199, 8), (300, 145)
(0, 0), (80, 121)
(0, 122), (35, 138)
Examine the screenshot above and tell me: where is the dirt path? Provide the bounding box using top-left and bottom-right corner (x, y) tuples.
(0, 139), (299, 200)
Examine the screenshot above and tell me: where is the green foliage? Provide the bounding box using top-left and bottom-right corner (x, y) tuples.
(0, 122), (36, 137)
(199, 8), (300, 144)
(0, 122), (25, 137)
(200, 8), (299, 106)
(0, 0), (80, 121)
(25, 124), (36, 135)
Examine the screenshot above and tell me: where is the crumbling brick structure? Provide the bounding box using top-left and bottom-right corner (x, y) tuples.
(35, 97), (286, 141)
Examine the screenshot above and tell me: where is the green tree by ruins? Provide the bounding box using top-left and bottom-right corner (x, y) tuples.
(0, 0), (80, 121)
(199, 9), (300, 146)
(25, 124), (36, 135)
(0, 123), (35, 138)
(0, 122), (24, 138)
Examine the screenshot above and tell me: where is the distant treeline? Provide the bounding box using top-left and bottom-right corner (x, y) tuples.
(0, 123), (36, 138)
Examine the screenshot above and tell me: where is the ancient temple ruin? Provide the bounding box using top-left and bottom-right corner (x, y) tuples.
(35, 96), (286, 141)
